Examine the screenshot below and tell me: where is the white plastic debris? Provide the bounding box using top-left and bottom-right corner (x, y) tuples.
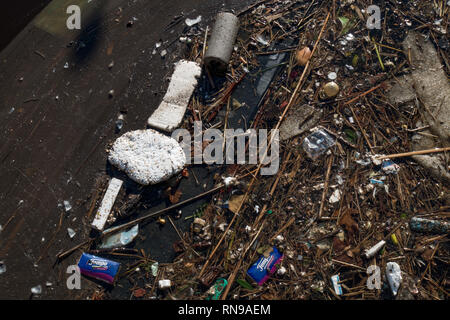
(386, 262), (402, 296)
(193, 218), (207, 227)
(328, 72), (337, 80)
(0, 261), (6, 274)
(277, 266), (287, 275)
(329, 189), (342, 204)
(63, 200), (72, 212)
(91, 178), (123, 231)
(185, 15), (202, 26)
(158, 279), (172, 289)
(255, 34), (269, 46)
(370, 155), (383, 166)
(116, 114), (125, 131)
(218, 223), (228, 232)
(303, 129), (336, 160)
(331, 275), (343, 295)
(67, 228), (76, 239)
(364, 240), (386, 258)
(147, 60), (201, 132)
(99, 224), (139, 249)
(31, 285), (42, 295)
(108, 129), (186, 185)
(223, 176), (238, 186)
(382, 160), (400, 174)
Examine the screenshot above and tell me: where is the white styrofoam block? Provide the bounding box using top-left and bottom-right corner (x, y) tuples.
(158, 279), (172, 289)
(147, 60), (201, 132)
(91, 178), (123, 231)
(108, 129), (186, 185)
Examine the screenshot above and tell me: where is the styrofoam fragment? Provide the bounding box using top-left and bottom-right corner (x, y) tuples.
(159, 279), (172, 289)
(108, 129), (186, 185)
(364, 240), (386, 258)
(386, 262), (402, 296)
(147, 60), (201, 132)
(91, 178), (123, 231)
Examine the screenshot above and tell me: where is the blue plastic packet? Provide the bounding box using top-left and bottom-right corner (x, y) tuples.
(247, 247), (283, 285)
(78, 253), (121, 285)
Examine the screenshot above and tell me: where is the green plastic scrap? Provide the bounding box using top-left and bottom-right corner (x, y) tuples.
(236, 279), (254, 290)
(206, 278), (228, 300)
(151, 262), (158, 277)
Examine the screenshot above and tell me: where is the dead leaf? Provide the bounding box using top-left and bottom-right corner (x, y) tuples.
(169, 189), (182, 204)
(339, 208), (359, 238)
(133, 288), (146, 298)
(228, 194), (245, 214)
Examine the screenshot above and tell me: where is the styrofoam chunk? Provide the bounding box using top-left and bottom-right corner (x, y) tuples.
(91, 178), (123, 231)
(147, 60), (201, 132)
(108, 129), (186, 185)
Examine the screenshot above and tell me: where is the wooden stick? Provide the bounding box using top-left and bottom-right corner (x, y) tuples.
(343, 83), (383, 105)
(318, 155), (333, 219)
(376, 147), (450, 160)
(269, 216), (295, 242)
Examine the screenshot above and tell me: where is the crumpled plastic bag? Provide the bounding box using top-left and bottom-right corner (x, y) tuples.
(302, 129), (335, 160)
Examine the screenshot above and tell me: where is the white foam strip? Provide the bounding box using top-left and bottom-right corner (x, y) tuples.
(91, 178), (123, 231)
(147, 60), (201, 132)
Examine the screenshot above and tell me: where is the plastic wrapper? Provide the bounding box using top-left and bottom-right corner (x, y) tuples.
(78, 253), (121, 285)
(99, 224), (139, 249)
(247, 246), (283, 286)
(302, 129), (335, 160)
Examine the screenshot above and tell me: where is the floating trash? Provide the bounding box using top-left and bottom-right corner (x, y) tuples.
(331, 275), (343, 295)
(159, 279), (172, 289)
(151, 262), (159, 277)
(116, 114), (125, 131)
(255, 34), (269, 46)
(247, 246), (283, 286)
(410, 217), (450, 234)
(99, 224), (139, 249)
(63, 200), (72, 212)
(67, 228), (76, 239)
(78, 253), (121, 285)
(31, 285), (42, 295)
(386, 262), (402, 296)
(302, 129), (336, 160)
(329, 189), (342, 204)
(319, 82), (340, 99)
(327, 72), (337, 80)
(382, 160), (400, 174)
(364, 240), (386, 258)
(185, 15), (202, 27)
